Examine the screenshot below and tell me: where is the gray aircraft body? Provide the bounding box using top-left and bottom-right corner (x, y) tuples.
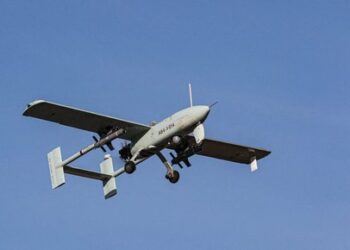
(23, 85), (270, 199)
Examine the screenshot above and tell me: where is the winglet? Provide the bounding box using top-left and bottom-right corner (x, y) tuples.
(250, 156), (258, 172)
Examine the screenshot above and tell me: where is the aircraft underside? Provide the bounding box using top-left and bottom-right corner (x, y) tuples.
(23, 85), (270, 199)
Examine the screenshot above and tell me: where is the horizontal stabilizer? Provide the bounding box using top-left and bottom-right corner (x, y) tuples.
(48, 147), (65, 189)
(100, 155), (117, 199)
(64, 166), (111, 181)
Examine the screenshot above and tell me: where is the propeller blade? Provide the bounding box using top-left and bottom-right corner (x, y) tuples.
(93, 135), (106, 152)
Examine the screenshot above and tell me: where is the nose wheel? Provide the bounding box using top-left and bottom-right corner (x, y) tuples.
(166, 170), (180, 184)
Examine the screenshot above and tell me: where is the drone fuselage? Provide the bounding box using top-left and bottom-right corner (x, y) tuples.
(131, 105), (210, 158)
(23, 93), (270, 199)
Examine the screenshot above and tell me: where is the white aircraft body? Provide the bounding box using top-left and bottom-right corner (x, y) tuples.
(23, 85), (270, 199)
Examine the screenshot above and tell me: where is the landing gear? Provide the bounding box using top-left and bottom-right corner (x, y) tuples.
(124, 161), (136, 174)
(156, 152), (180, 184)
(166, 170), (180, 184)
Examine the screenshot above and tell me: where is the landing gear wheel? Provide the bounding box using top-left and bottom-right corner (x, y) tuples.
(124, 161), (136, 174)
(166, 170), (180, 184)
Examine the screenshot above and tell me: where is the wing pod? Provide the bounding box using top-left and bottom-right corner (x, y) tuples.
(193, 123), (205, 144)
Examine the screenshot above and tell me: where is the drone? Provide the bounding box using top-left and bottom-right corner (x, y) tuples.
(23, 85), (270, 199)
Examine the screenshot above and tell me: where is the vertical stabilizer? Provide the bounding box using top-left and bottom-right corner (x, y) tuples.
(48, 147), (65, 189)
(100, 155), (117, 199)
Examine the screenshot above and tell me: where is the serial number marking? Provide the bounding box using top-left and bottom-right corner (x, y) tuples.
(158, 123), (175, 135)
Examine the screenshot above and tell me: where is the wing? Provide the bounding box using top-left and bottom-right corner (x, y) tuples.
(168, 136), (270, 165)
(23, 100), (150, 141)
(196, 138), (271, 164)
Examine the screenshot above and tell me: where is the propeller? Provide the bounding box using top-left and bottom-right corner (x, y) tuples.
(119, 140), (131, 159)
(93, 135), (107, 152)
(107, 140), (130, 169)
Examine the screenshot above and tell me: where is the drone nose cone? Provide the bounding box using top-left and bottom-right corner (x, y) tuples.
(204, 105), (210, 118)
(198, 105), (210, 122)
(204, 105), (210, 114)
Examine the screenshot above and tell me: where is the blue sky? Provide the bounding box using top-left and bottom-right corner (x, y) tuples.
(1, 0), (349, 249)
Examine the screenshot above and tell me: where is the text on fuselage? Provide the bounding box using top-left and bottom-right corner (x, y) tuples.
(158, 123), (175, 135)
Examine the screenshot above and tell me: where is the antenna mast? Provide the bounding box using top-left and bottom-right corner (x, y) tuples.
(189, 83), (193, 107)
